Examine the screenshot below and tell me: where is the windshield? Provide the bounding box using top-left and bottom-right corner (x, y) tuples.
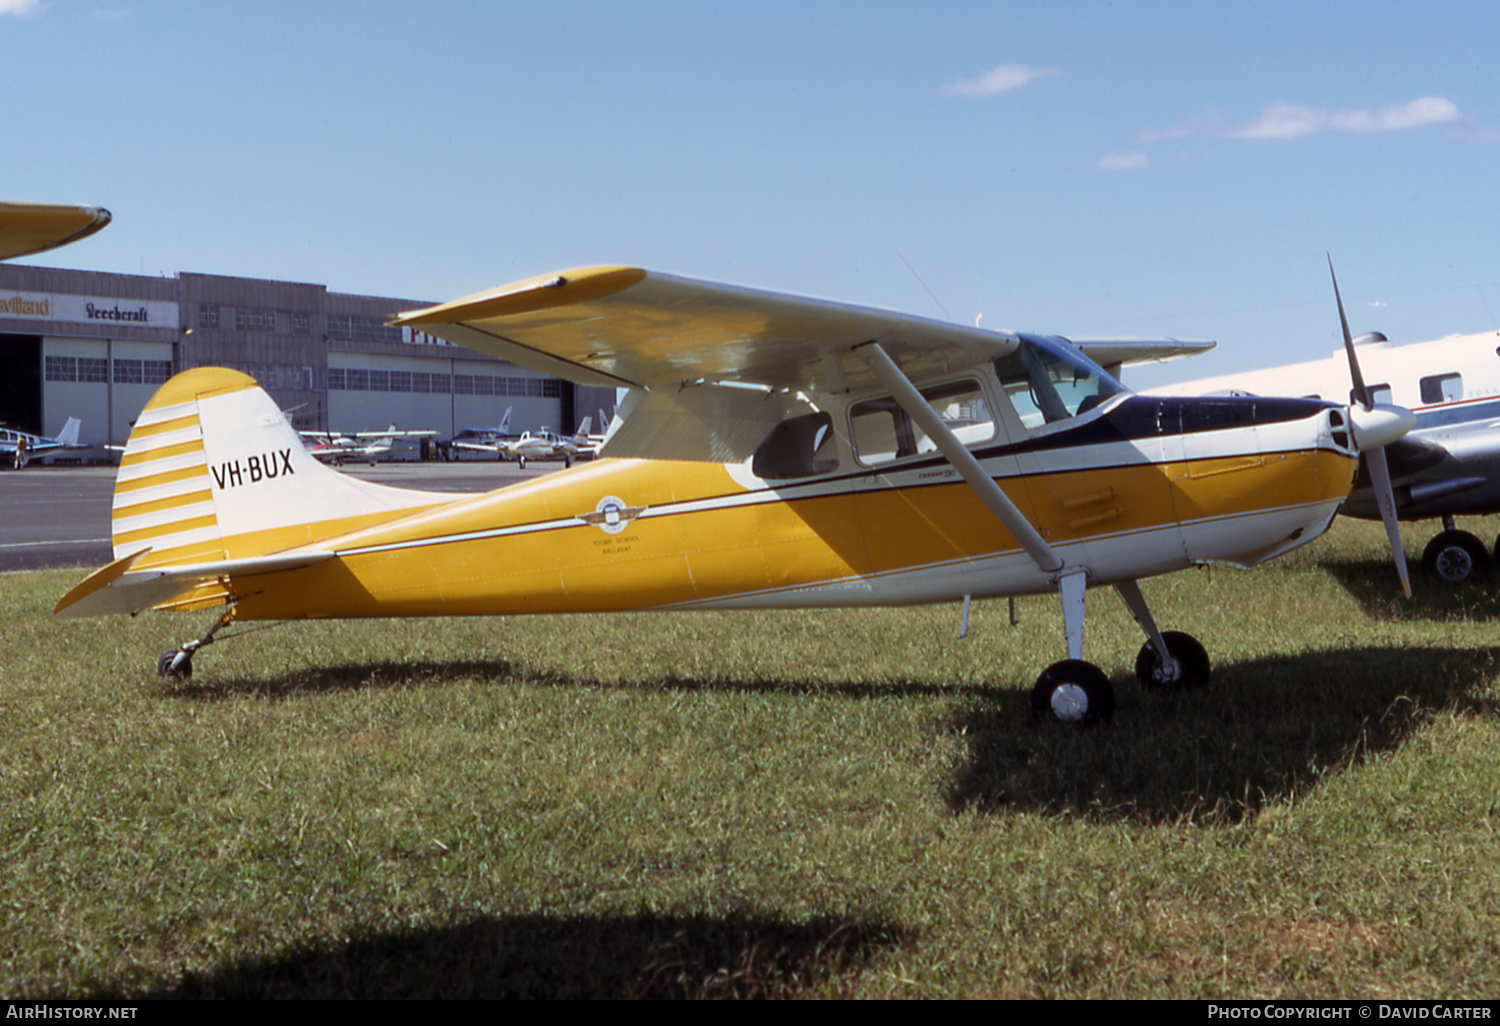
(995, 334), (1129, 429)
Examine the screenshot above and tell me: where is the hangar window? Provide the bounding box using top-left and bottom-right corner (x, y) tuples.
(236, 307), (275, 332)
(1418, 373), (1462, 405)
(44, 355), (76, 382)
(850, 379), (994, 466)
(198, 305), (219, 329)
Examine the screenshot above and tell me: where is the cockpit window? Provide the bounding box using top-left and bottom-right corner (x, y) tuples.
(995, 334), (1128, 429)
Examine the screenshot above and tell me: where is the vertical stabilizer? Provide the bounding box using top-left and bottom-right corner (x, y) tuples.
(111, 367), (457, 570)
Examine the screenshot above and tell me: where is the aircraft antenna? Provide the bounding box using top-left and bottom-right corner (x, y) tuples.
(898, 253), (950, 321)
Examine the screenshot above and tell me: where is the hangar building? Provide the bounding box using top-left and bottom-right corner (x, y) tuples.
(0, 263), (614, 453)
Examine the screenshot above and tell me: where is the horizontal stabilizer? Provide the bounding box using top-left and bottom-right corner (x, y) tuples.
(54, 548), (336, 619)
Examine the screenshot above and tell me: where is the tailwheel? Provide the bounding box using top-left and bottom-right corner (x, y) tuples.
(157, 650), (192, 682)
(1423, 530), (1488, 584)
(1134, 631), (1210, 691)
(1031, 659), (1114, 726)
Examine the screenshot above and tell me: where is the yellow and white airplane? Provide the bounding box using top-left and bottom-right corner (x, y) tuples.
(54, 265), (1414, 724)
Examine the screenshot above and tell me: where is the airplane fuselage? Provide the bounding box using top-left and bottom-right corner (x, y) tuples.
(210, 394), (1355, 621)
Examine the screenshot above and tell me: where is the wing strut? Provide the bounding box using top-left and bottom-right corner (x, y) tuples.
(858, 341), (1064, 574)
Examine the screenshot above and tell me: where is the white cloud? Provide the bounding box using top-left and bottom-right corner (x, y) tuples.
(1098, 151), (1147, 171)
(940, 64), (1057, 98)
(0, 0), (43, 15)
(1230, 96), (1461, 140)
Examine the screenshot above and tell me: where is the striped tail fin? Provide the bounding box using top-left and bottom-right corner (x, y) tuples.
(59, 366), (456, 617)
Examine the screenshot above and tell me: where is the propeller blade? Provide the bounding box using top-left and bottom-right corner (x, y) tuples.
(1329, 255), (1371, 409)
(1330, 255), (1410, 598)
(1365, 446), (1412, 599)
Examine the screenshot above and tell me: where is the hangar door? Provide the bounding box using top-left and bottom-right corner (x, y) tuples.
(0, 334), (41, 435)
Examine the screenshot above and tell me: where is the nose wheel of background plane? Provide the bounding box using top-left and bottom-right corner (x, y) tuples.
(1134, 630), (1211, 690)
(1032, 659), (1115, 726)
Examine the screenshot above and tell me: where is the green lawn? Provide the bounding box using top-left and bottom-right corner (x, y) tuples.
(2, 517), (1497, 997)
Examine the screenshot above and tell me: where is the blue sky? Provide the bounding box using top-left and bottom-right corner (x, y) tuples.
(5, 0), (1497, 386)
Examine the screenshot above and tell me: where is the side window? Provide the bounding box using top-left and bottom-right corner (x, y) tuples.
(751, 412), (838, 479)
(849, 380), (994, 467)
(1354, 383), (1394, 405)
(1418, 373), (1462, 405)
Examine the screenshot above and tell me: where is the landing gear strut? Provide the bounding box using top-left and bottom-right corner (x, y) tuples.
(1031, 576), (1211, 726)
(156, 609), (235, 682)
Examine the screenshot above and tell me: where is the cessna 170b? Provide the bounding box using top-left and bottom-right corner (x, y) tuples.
(54, 264), (1414, 725)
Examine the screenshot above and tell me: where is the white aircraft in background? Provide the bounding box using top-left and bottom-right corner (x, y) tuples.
(1, 418), (86, 468)
(501, 427), (582, 468)
(302, 426), (435, 465)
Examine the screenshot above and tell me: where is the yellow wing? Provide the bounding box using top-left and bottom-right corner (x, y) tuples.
(392, 265), (1019, 396)
(0, 201), (112, 260)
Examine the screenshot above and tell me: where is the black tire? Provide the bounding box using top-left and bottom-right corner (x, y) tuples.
(1031, 659), (1115, 726)
(1423, 530), (1488, 584)
(1135, 631), (1211, 691)
(157, 651), (192, 681)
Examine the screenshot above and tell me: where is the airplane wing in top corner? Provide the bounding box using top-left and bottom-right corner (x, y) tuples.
(392, 266), (1021, 397)
(0, 201), (112, 261)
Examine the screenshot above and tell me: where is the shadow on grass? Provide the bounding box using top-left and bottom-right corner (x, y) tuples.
(164, 659), (522, 701)
(100, 911), (906, 999)
(168, 658), (1008, 704)
(1323, 556), (1500, 622)
(947, 644), (1499, 825)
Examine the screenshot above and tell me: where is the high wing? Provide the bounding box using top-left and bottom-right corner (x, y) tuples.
(0, 201), (112, 261)
(393, 266), (1019, 396)
(393, 265), (1028, 463)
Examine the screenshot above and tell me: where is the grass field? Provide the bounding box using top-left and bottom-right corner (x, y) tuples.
(3, 517), (1498, 998)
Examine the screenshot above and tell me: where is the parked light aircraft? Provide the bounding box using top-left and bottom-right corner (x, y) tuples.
(459, 416), (593, 467)
(1149, 321), (1500, 584)
(1, 418), (85, 468)
(448, 408), (516, 459)
(54, 265), (1414, 725)
(302, 426), (435, 465)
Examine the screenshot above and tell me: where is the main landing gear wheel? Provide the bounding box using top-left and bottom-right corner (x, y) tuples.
(157, 650), (192, 682)
(1031, 659), (1115, 726)
(1135, 631), (1211, 691)
(1423, 530), (1488, 584)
